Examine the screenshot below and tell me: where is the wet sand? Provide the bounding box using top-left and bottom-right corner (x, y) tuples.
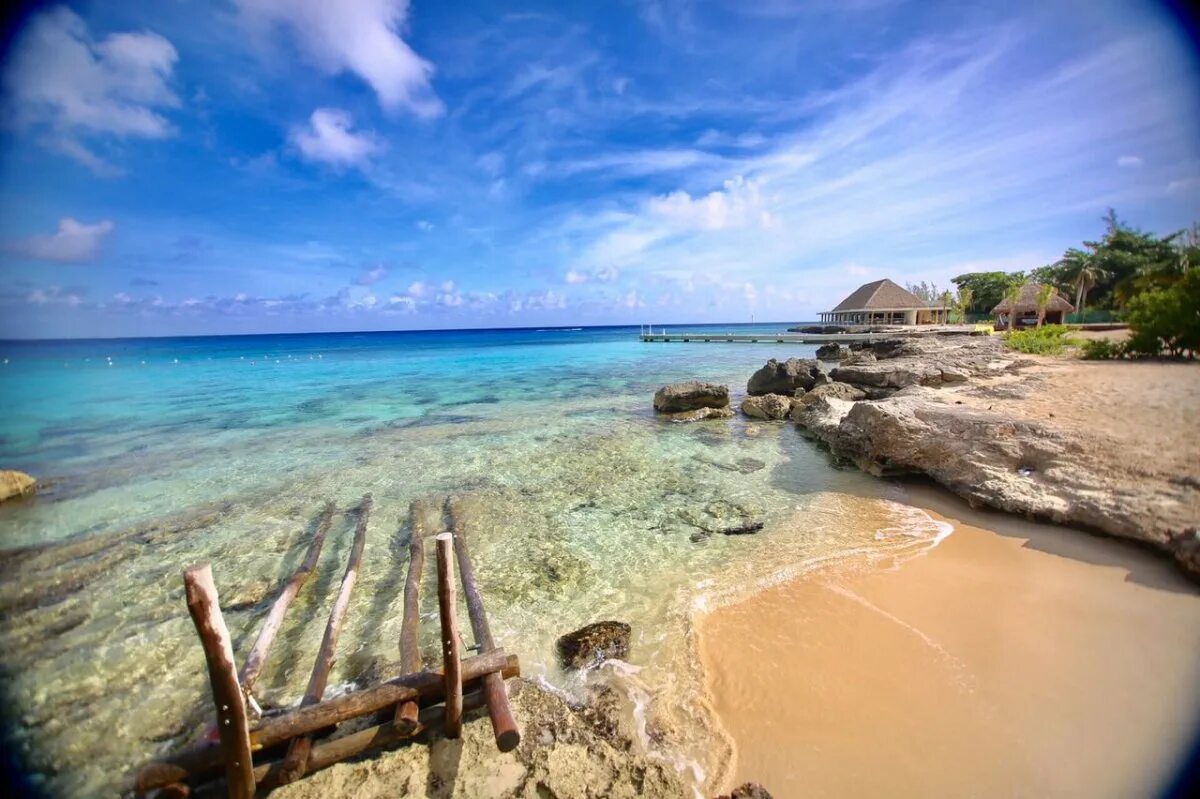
(699, 485), (1200, 798)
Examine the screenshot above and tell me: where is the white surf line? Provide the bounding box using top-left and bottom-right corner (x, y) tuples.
(823, 581), (976, 693)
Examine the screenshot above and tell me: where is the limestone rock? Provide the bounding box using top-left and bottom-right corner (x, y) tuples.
(654, 381), (730, 413)
(556, 621), (632, 670)
(815, 343), (844, 360)
(747, 358), (827, 396)
(661, 406), (735, 423)
(0, 471), (36, 503)
(740, 393), (794, 421)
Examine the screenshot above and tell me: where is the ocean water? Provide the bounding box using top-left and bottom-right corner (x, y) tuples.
(0, 325), (950, 796)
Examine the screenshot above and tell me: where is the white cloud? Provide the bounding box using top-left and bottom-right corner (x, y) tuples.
(236, 0), (442, 117)
(387, 294), (417, 312)
(8, 218), (115, 263)
(3, 7), (179, 172)
(406, 281), (428, 297)
(415, 220), (434, 232)
(355, 265), (387, 285)
(648, 176), (777, 231)
(440, 280), (456, 293)
(565, 269), (588, 284)
(1117, 155), (1143, 168)
(290, 108), (382, 168)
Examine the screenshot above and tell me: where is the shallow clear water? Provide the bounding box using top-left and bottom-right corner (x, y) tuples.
(0, 325), (948, 796)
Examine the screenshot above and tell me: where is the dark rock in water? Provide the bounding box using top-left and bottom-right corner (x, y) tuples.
(718, 783), (774, 799)
(740, 393), (794, 421)
(720, 521), (764, 536)
(788, 325), (846, 334)
(815, 343), (844, 360)
(747, 358), (827, 396)
(556, 621), (632, 669)
(654, 381), (730, 413)
(736, 457), (766, 473)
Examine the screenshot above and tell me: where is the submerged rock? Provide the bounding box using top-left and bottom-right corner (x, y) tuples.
(653, 381), (730, 413)
(556, 621), (632, 669)
(0, 470), (36, 503)
(740, 393), (794, 421)
(663, 406), (735, 423)
(747, 358), (827, 396)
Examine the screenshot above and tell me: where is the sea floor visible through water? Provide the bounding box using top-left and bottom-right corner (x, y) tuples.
(0, 326), (1060, 795)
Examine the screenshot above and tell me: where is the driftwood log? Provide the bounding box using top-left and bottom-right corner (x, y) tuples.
(240, 501), (336, 703)
(448, 498), (521, 751)
(278, 495), (372, 784)
(136, 651), (518, 792)
(183, 565), (255, 799)
(395, 499), (428, 731)
(436, 533), (464, 738)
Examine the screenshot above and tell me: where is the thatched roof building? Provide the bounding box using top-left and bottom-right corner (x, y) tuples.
(992, 282), (1074, 327)
(820, 279), (946, 325)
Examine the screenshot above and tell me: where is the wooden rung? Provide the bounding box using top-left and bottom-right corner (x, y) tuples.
(182, 564), (255, 799)
(135, 651), (518, 793)
(277, 494), (372, 785)
(435, 533), (463, 739)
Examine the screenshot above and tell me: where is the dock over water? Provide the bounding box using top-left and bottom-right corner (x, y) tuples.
(639, 326), (982, 344)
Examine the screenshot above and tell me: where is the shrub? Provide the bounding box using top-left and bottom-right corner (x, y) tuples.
(1122, 270), (1200, 358)
(1080, 338), (1124, 360)
(1003, 324), (1077, 355)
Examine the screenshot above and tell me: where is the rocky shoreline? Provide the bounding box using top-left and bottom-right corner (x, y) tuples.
(655, 334), (1198, 579)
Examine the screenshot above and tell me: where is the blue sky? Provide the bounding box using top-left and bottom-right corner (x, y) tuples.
(1, 0), (1198, 338)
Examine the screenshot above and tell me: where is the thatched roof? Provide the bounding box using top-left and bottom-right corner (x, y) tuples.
(991, 282), (1075, 314)
(830, 279), (929, 312)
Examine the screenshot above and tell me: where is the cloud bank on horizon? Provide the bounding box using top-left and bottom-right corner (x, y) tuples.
(1, 0), (1198, 337)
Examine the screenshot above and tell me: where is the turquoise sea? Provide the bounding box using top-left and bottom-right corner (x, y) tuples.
(0, 324), (951, 796)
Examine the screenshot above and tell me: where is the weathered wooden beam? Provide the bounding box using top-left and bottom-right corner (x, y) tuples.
(239, 501), (336, 700)
(263, 689), (487, 784)
(277, 494), (372, 784)
(182, 565), (255, 799)
(448, 497), (520, 752)
(435, 533), (463, 739)
(135, 652), (517, 793)
(395, 500), (428, 731)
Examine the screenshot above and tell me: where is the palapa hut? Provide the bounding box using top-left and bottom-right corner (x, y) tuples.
(819, 278), (947, 325)
(991, 282), (1075, 328)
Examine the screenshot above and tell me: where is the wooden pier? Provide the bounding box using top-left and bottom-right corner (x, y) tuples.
(135, 495), (520, 797)
(638, 326), (981, 344)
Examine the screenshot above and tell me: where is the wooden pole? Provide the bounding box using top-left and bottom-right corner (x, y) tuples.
(395, 500), (428, 731)
(448, 498), (521, 752)
(436, 533), (463, 739)
(239, 501), (335, 701)
(182, 564), (256, 799)
(136, 652), (518, 792)
(277, 494), (372, 784)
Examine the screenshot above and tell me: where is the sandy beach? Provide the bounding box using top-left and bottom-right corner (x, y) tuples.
(700, 484), (1200, 798)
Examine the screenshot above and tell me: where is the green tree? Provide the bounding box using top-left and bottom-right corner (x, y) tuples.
(1003, 281), (1023, 331)
(950, 271), (1024, 315)
(1123, 269), (1200, 357)
(955, 287), (974, 324)
(1035, 283), (1055, 328)
(1055, 248), (1108, 317)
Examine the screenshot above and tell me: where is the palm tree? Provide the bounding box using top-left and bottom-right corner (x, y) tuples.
(955, 287), (974, 324)
(1003, 282), (1023, 331)
(1055, 248), (1108, 319)
(938, 290), (954, 324)
(1035, 284), (1055, 328)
